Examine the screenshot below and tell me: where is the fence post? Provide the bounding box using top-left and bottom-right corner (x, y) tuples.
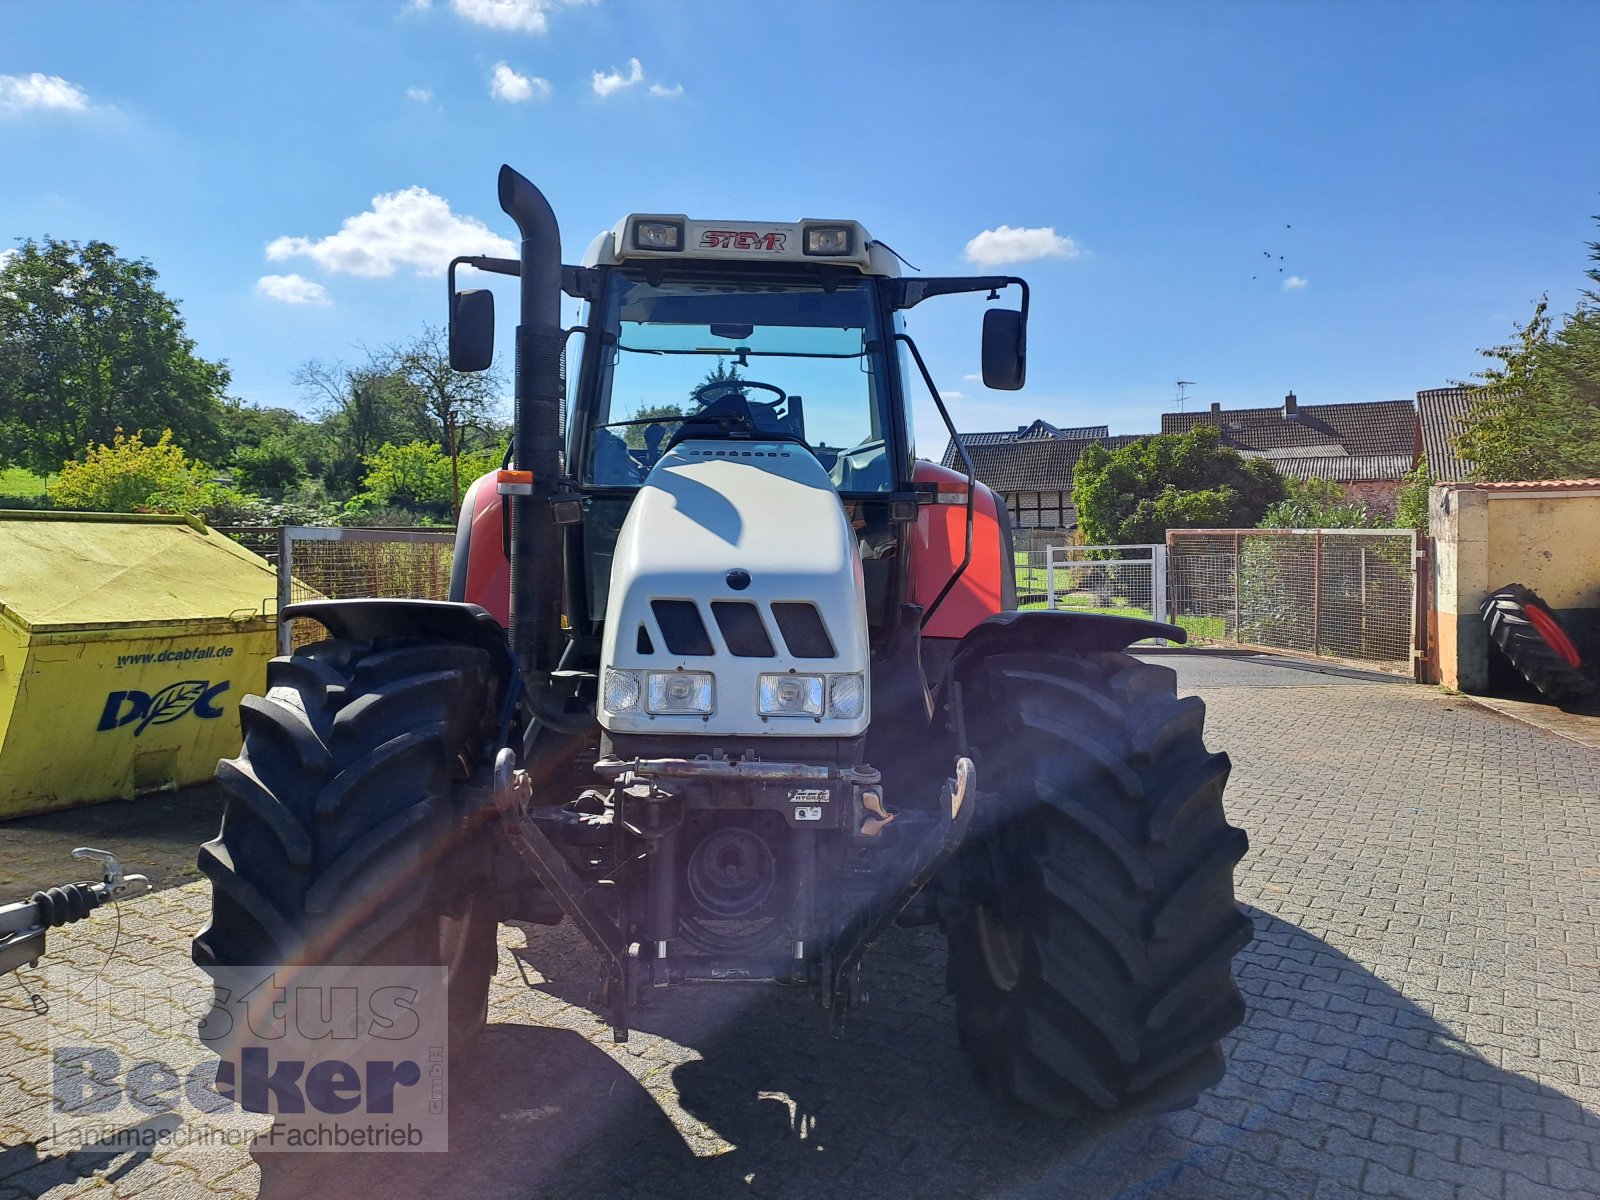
(275, 525), (294, 657)
(1312, 529), (1322, 656)
(1152, 544), (1168, 628)
(1046, 546), (1056, 610)
(1360, 545), (1369, 656)
(1232, 530), (1241, 641)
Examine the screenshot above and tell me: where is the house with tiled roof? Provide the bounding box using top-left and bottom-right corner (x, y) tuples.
(940, 420), (1110, 468)
(1415, 386), (1477, 482)
(957, 433), (1141, 529)
(1161, 393), (1421, 516)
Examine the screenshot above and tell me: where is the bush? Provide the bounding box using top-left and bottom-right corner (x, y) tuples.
(0, 492), (55, 511)
(232, 435), (305, 495)
(1257, 477), (1375, 529)
(347, 441), (502, 521)
(51, 429), (213, 514)
(1393, 457), (1432, 532)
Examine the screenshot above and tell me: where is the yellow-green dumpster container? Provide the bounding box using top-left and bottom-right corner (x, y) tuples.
(0, 512), (278, 818)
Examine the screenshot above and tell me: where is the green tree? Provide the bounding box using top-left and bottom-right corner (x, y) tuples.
(392, 326), (504, 515)
(1257, 477), (1375, 529)
(346, 441), (503, 521)
(1393, 455), (1433, 532)
(295, 358), (427, 497)
(232, 435), (305, 495)
(0, 239), (230, 473)
(622, 402), (687, 449)
(1454, 216), (1600, 481)
(219, 398), (325, 472)
(1072, 424), (1286, 544)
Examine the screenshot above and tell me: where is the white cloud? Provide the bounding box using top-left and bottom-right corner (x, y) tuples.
(450, 0), (592, 34)
(257, 274), (331, 306)
(0, 248), (16, 273)
(963, 224), (1079, 267)
(962, 373), (982, 383)
(406, 86), (433, 103)
(940, 390), (966, 401)
(404, 0), (432, 10)
(593, 57), (643, 98)
(0, 73), (90, 116)
(265, 186), (516, 278)
(648, 82), (683, 99)
(1282, 275), (1308, 291)
(490, 62), (550, 103)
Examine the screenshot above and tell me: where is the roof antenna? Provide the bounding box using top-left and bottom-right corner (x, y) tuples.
(1175, 380), (1195, 412)
(866, 239), (920, 273)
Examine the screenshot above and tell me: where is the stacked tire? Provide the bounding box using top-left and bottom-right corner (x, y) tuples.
(1480, 584), (1597, 707)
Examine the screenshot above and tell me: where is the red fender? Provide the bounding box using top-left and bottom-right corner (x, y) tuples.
(450, 471), (511, 628)
(911, 460), (1010, 640)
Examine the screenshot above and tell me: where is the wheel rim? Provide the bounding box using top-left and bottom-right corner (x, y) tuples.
(1526, 604), (1583, 668)
(973, 903), (1027, 992)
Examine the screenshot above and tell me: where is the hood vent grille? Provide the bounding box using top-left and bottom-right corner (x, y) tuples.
(650, 600), (714, 656)
(711, 601), (776, 657)
(771, 602), (836, 658)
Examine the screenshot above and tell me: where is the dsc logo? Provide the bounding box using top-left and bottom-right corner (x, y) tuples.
(97, 680), (229, 736)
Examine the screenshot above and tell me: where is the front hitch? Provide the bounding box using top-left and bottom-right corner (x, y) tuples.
(825, 757), (976, 1030)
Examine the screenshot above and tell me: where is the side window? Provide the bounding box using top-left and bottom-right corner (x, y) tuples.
(896, 325), (919, 464)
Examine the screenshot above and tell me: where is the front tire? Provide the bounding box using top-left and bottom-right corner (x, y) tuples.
(946, 649), (1251, 1123)
(192, 637), (504, 1047)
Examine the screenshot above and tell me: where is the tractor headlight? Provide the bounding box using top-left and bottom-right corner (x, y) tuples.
(758, 673), (825, 717)
(603, 668), (642, 713)
(646, 670), (715, 715)
(827, 673), (865, 719)
(803, 225), (854, 256)
(632, 220), (683, 251)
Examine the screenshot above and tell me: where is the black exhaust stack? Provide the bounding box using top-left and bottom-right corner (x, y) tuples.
(498, 165), (565, 674)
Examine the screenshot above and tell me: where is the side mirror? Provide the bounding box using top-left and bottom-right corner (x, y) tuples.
(450, 288), (495, 372)
(981, 308), (1027, 391)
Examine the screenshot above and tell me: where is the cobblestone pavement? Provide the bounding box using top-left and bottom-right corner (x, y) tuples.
(2, 654), (1598, 1199)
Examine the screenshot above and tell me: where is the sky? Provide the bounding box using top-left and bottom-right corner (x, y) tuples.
(3, 0), (1599, 457)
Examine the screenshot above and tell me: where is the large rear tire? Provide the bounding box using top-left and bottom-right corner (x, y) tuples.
(192, 637), (504, 1048)
(946, 649), (1251, 1123)
(1481, 583), (1596, 707)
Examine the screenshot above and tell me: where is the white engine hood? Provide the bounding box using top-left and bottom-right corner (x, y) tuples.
(598, 439), (869, 738)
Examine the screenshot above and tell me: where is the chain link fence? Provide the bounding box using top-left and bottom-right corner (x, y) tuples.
(213, 526), (457, 652)
(1166, 528), (1417, 674)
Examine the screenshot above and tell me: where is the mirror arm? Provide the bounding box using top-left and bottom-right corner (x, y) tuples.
(448, 258), (602, 301)
(889, 275), (1030, 312)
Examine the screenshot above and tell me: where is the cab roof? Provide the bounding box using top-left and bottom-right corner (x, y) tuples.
(583, 214), (902, 277)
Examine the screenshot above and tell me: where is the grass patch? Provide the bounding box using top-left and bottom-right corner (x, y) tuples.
(0, 468), (51, 498)
(1015, 596), (1225, 643)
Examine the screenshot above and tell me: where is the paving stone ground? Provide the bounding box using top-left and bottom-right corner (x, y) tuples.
(2, 652), (1598, 1199)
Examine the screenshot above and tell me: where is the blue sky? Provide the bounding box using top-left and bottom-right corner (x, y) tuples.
(3, 0), (1598, 456)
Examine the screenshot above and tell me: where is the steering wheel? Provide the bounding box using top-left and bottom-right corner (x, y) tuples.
(662, 379), (792, 447)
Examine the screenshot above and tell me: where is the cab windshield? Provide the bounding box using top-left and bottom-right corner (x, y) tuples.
(581, 271), (897, 493)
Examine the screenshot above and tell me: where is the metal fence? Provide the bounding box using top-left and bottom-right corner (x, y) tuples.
(1012, 527), (1074, 607)
(214, 525), (456, 653)
(1166, 528), (1417, 674)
